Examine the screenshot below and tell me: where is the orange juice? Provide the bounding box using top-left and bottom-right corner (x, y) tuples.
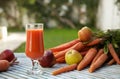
(25, 29), (44, 60)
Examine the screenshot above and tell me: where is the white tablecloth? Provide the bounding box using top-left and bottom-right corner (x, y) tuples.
(0, 53), (120, 79)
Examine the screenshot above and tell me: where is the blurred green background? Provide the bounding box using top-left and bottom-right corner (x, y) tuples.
(0, 0), (120, 52)
(0, 0), (99, 29)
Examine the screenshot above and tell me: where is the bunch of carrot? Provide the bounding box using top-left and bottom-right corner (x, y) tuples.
(50, 37), (103, 63)
(50, 39), (85, 63)
(49, 27), (120, 75)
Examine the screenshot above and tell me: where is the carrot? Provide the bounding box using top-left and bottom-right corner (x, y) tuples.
(56, 56), (65, 63)
(87, 38), (103, 46)
(80, 50), (89, 56)
(52, 64), (77, 75)
(77, 48), (97, 71)
(108, 43), (120, 64)
(89, 53), (108, 73)
(50, 39), (80, 52)
(91, 49), (104, 64)
(107, 58), (115, 65)
(52, 51), (59, 56)
(55, 42), (85, 58)
(80, 47), (90, 51)
(54, 49), (68, 59)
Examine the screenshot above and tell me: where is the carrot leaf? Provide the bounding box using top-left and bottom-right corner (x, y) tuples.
(104, 41), (109, 54)
(112, 38), (119, 48)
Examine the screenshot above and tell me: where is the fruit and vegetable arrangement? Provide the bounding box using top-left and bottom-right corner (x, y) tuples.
(0, 49), (18, 72)
(39, 26), (120, 75)
(1, 26), (120, 76)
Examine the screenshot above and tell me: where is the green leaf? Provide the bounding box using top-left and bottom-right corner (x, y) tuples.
(112, 38), (119, 48)
(104, 44), (108, 54)
(29, 0), (36, 5)
(104, 41), (109, 54)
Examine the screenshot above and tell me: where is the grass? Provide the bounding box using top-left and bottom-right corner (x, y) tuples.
(8, 27), (25, 32)
(15, 28), (78, 52)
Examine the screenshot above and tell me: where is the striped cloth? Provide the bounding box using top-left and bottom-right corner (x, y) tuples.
(0, 53), (120, 79)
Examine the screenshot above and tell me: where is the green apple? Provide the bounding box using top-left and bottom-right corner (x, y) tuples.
(65, 49), (82, 65)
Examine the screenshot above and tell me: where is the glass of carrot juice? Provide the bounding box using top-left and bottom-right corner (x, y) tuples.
(25, 23), (44, 75)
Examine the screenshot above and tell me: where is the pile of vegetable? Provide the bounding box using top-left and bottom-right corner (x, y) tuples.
(49, 27), (120, 75)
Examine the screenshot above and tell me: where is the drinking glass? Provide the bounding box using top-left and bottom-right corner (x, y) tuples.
(25, 23), (44, 75)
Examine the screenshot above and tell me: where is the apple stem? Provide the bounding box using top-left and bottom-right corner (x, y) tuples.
(12, 61), (19, 65)
(9, 57), (18, 66)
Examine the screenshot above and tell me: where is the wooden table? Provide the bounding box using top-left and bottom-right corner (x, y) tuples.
(0, 53), (120, 79)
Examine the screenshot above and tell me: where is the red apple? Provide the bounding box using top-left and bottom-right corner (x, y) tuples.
(39, 50), (56, 67)
(0, 49), (15, 62)
(78, 26), (92, 42)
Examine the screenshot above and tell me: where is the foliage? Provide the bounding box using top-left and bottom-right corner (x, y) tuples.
(0, 0), (11, 7)
(117, 0), (120, 2)
(15, 0), (99, 29)
(8, 27), (25, 32)
(1, 0), (120, 29)
(79, 0), (99, 27)
(94, 29), (120, 54)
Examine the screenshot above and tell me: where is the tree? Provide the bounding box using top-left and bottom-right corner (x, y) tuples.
(0, 0), (100, 29)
